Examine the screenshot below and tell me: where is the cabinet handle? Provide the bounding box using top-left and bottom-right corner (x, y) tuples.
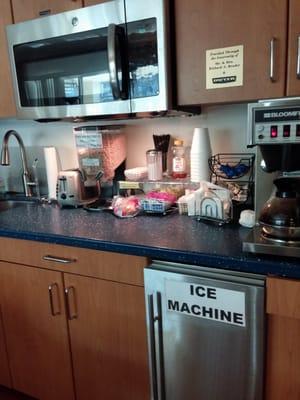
(39, 9), (51, 16)
(65, 286), (78, 320)
(297, 36), (300, 79)
(43, 255), (76, 264)
(270, 37), (277, 82)
(48, 283), (61, 316)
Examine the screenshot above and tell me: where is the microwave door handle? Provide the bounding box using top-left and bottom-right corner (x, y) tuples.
(108, 23), (121, 100)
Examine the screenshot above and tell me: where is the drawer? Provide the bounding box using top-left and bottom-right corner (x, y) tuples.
(267, 276), (300, 319)
(0, 238), (148, 286)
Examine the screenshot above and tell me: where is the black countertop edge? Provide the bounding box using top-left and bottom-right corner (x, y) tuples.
(1, 229), (300, 279)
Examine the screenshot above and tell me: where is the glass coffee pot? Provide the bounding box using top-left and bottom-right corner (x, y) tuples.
(259, 177), (300, 240)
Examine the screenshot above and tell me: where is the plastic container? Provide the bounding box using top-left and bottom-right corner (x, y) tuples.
(172, 139), (187, 178)
(73, 125), (126, 183)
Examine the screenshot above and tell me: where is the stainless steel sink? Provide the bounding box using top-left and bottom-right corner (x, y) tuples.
(0, 192), (41, 210)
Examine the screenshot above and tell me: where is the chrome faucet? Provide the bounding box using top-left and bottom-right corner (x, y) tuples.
(1, 130), (34, 197)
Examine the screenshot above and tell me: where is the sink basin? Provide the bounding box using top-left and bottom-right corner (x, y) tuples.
(0, 192), (40, 203)
(0, 193), (41, 211)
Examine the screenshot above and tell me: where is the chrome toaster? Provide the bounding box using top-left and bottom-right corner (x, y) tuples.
(56, 169), (96, 207)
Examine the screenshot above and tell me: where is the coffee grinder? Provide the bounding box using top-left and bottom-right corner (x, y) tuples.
(243, 98), (300, 258)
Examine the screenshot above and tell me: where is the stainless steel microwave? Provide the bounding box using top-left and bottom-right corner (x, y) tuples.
(6, 0), (171, 120)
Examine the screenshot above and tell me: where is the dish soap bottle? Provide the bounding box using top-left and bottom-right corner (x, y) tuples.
(172, 139), (187, 178)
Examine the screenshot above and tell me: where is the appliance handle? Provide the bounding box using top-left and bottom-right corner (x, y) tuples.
(148, 294), (159, 400)
(156, 292), (166, 400)
(297, 35), (300, 79)
(245, 289), (265, 399)
(107, 24), (128, 100)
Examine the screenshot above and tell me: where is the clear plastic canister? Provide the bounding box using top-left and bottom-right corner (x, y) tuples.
(146, 149), (163, 181)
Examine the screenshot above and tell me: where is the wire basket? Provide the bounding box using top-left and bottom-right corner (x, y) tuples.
(209, 153), (255, 181)
(208, 153), (255, 206)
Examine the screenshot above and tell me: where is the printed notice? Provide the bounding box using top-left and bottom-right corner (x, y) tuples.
(206, 45), (243, 89)
(165, 280), (246, 327)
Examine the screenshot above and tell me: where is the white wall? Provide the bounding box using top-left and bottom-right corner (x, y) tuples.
(124, 103), (248, 168)
(0, 103), (249, 192)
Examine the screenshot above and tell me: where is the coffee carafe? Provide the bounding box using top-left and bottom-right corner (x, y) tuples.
(259, 177), (300, 240)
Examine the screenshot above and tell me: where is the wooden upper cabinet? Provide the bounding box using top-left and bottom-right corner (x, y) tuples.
(0, 0), (16, 118)
(287, 0), (300, 96)
(175, 0), (288, 106)
(11, 0), (83, 23)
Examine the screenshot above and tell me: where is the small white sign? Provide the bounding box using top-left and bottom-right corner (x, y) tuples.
(206, 45), (243, 89)
(165, 280), (246, 327)
(75, 132), (103, 149)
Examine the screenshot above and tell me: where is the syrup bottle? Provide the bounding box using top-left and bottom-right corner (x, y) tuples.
(172, 139), (187, 178)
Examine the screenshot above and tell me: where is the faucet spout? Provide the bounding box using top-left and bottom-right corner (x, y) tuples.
(1, 130), (33, 197)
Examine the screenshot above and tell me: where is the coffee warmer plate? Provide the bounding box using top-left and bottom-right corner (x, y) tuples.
(243, 226), (300, 258)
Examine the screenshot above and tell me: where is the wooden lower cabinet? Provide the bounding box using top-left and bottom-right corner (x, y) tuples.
(266, 277), (300, 400)
(65, 273), (150, 400)
(0, 239), (150, 400)
(0, 305), (11, 388)
(0, 261), (74, 400)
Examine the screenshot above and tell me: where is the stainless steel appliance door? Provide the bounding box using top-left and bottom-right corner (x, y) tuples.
(144, 263), (265, 400)
(125, 0), (171, 114)
(6, 1), (130, 119)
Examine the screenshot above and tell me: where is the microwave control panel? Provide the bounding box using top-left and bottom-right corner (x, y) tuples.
(248, 102), (300, 145)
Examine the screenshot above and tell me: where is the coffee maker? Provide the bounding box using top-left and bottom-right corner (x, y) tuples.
(243, 98), (300, 258)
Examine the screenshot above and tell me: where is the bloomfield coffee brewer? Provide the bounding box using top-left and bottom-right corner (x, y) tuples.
(243, 98), (300, 258)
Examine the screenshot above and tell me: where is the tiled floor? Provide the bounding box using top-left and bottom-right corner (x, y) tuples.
(0, 386), (34, 400)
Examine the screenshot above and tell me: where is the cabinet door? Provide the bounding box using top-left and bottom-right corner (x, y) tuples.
(266, 277), (300, 400)
(0, 306), (11, 388)
(0, 261), (75, 400)
(286, 0), (300, 96)
(11, 0), (83, 23)
(65, 273), (150, 400)
(0, 0), (16, 118)
(175, 0), (288, 105)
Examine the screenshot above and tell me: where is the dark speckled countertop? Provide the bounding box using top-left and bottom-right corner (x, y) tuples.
(0, 201), (299, 278)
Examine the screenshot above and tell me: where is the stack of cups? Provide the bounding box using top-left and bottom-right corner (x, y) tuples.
(190, 127), (212, 182)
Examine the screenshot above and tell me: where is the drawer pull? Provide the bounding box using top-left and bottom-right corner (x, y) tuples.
(39, 9), (51, 16)
(65, 286), (78, 320)
(43, 255), (76, 264)
(48, 283), (61, 316)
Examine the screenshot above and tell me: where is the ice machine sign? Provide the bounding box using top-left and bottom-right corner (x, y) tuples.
(165, 280), (246, 327)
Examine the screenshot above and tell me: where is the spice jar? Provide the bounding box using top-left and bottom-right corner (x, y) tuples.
(146, 149), (163, 181)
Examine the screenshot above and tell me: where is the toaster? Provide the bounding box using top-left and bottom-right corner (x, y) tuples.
(56, 169), (97, 207)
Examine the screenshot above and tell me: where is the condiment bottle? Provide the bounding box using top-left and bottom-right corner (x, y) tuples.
(172, 139), (187, 178)
(146, 149), (163, 181)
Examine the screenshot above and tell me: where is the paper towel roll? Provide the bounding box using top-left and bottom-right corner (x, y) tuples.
(44, 147), (60, 200)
